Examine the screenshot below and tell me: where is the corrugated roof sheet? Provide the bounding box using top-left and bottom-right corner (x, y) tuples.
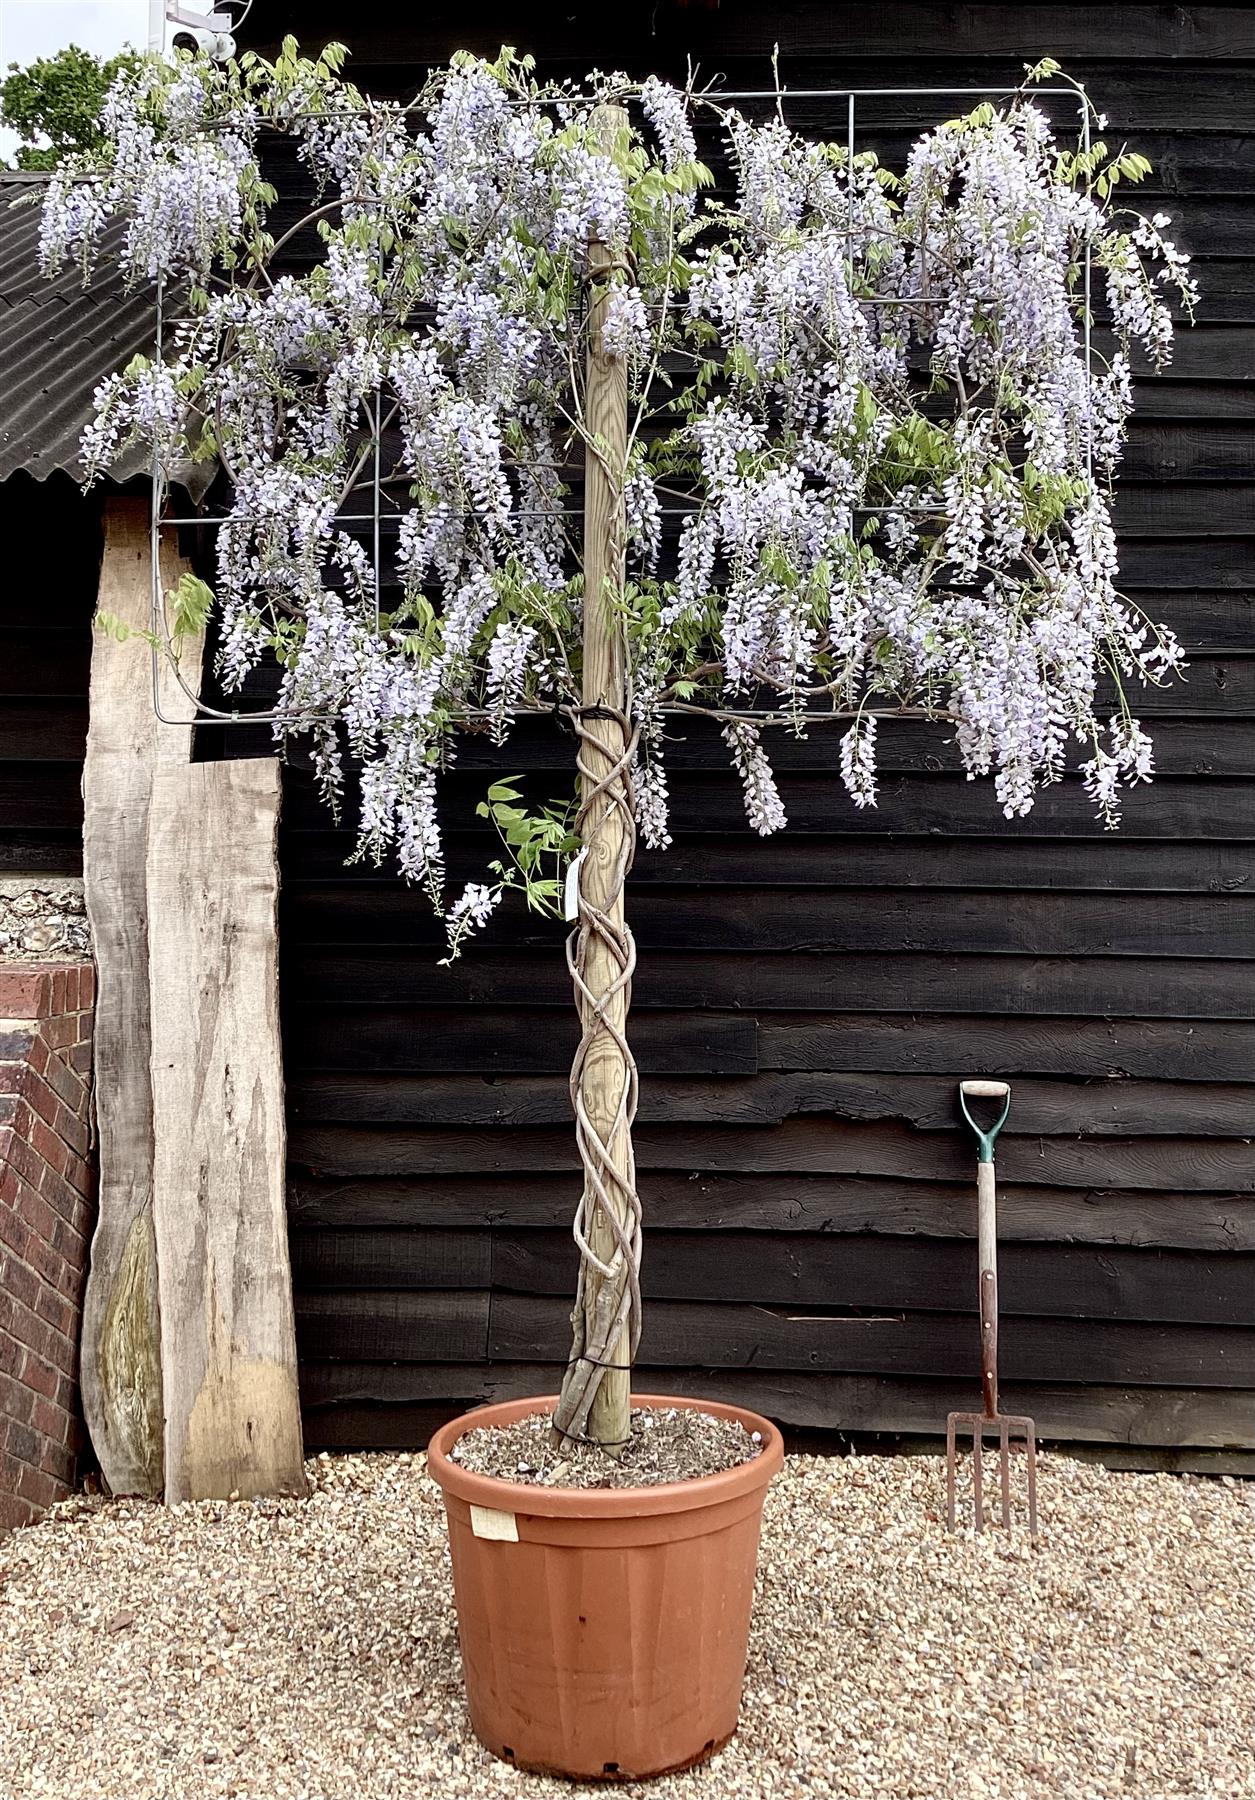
(0, 172), (157, 484)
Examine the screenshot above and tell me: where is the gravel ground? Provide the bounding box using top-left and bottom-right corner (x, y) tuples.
(451, 1406), (763, 1486)
(0, 1449), (1250, 1800)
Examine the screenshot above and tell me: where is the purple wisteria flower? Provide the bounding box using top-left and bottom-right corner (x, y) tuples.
(43, 44), (1197, 908)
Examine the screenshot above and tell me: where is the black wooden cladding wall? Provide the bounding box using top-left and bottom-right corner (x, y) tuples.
(226, 0), (1255, 1462)
(0, 474), (100, 876)
(5, 2), (1244, 1464)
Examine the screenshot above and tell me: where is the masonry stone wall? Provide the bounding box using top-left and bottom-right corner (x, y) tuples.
(0, 962), (95, 1530)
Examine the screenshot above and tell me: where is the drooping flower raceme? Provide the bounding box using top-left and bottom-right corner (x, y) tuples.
(41, 44), (1197, 948)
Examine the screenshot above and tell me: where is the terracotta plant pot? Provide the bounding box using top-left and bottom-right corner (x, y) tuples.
(427, 1392), (784, 1781)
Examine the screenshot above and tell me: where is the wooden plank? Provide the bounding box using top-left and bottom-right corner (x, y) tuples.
(1120, 544), (1255, 590)
(283, 886), (1252, 956)
(1116, 200), (1255, 258)
(1132, 384), (1255, 424)
(292, 1288), (1254, 1388)
(1120, 330), (1255, 385)
(488, 1293), (1255, 1387)
(603, 773), (1255, 834)
(1141, 284), (1255, 328)
(288, 1119), (1255, 1191)
(295, 1361), (1255, 1452)
(295, 7), (1255, 62)
(1114, 483), (1255, 536)
(290, 714), (1255, 781)
(755, 1014), (1255, 1083)
(0, 630), (92, 696)
(293, 1289), (489, 1363)
(287, 1071), (1255, 1137)
(283, 950), (1255, 1018)
(1125, 422), (1255, 482)
(1037, 1444), (1254, 1476)
(287, 1227), (1254, 1326)
(148, 758), (306, 1502)
(300, 1401), (468, 1452)
(1131, 384), (1255, 422)
(287, 1170), (1255, 1251)
(1163, 590), (1255, 647)
(78, 499), (202, 1502)
(283, 768), (1255, 833)
(288, 824), (1253, 889)
(292, 1229), (493, 1291)
(337, 706), (1255, 774)
(0, 831), (81, 876)
(283, 1008), (757, 1074)
(0, 766), (84, 830)
(733, 74), (1255, 136)
(286, 827), (1255, 887)
(0, 699), (89, 762)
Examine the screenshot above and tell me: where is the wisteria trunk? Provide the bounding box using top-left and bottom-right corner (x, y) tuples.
(551, 103), (643, 1456)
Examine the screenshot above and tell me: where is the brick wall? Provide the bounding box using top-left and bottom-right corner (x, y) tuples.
(0, 963), (95, 1530)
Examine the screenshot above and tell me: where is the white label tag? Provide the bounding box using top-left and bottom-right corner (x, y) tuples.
(470, 1504), (519, 1542)
(563, 846), (588, 922)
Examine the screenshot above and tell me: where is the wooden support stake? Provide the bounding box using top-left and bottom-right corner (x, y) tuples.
(552, 103), (642, 1454)
(147, 758), (305, 1502)
(79, 499), (203, 1498)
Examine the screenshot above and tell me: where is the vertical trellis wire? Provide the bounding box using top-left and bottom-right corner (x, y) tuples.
(145, 80), (1095, 726)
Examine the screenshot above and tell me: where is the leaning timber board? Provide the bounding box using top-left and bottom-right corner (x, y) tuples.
(77, 497), (202, 1500)
(147, 758), (305, 1502)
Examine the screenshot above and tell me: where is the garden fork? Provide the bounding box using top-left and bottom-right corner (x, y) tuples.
(945, 1079), (1039, 1540)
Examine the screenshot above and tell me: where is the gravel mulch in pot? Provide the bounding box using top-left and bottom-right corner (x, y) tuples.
(449, 1404), (763, 1487)
(0, 1448), (1250, 1799)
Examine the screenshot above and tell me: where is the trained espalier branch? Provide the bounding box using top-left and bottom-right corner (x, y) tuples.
(41, 42), (1197, 1448)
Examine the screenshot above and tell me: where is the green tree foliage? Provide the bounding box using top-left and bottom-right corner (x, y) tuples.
(2, 44), (140, 171)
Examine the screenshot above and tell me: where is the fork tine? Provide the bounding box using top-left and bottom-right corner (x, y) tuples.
(943, 1411), (1039, 1537)
(945, 1414), (958, 1531)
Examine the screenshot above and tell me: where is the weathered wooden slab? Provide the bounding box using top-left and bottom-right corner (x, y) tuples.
(148, 757), (305, 1502)
(79, 499), (202, 1498)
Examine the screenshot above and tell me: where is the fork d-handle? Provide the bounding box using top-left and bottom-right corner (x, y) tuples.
(959, 1080), (1011, 1421)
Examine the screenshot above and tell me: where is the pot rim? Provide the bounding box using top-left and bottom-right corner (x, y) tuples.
(427, 1392), (784, 1518)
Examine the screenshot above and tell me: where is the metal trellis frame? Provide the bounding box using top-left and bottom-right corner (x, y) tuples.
(146, 80), (1093, 729)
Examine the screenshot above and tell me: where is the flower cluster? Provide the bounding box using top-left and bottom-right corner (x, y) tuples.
(42, 43), (1196, 947)
(632, 82), (1194, 836)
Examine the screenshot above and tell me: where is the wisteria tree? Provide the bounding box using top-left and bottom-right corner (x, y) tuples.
(41, 41), (1196, 1453)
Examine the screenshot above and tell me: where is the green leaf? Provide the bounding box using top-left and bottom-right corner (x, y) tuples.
(95, 608), (157, 648)
(168, 573), (214, 639)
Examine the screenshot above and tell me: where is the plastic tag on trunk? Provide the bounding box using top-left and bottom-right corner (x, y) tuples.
(470, 1504), (519, 1542)
(563, 846), (588, 922)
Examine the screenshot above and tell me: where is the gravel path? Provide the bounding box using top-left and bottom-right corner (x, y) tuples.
(0, 1450), (1249, 1799)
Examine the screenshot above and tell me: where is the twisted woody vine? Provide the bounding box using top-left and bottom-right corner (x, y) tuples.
(40, 40), (1197, 1449)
